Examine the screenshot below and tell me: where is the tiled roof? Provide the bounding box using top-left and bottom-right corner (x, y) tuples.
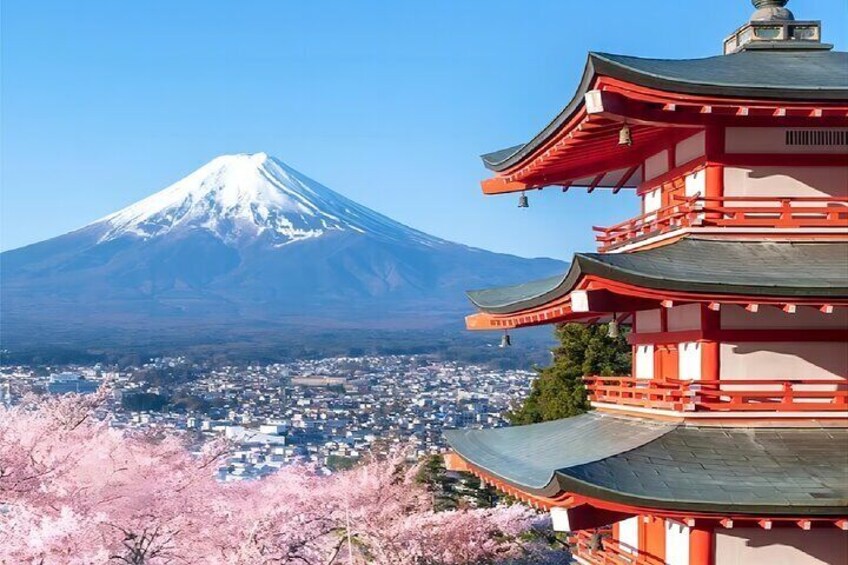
(467, 238), (848, 314)
(446, 416), (848, 515)
(481, 50), (848, 172)
(559, 426), (848, 515)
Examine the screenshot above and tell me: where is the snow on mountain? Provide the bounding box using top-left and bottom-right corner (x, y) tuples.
(1, 153), (566, 350)
(97, 152), (441, 247)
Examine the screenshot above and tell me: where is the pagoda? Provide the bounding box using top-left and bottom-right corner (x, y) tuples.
(444, 1), (848, 564)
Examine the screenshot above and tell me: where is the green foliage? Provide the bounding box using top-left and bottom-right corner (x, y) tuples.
(168, 393), (211, 413)
(325, 455), (359, 471)
(455, 471), (509, 509)
(508, 323), (631, 425)
(415, 454), (460, 511)
(120, 392), (168, 412)
(415, 454), (508, 511)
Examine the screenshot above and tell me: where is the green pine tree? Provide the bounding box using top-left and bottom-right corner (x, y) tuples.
(508, 323), (631, 425)
(415, 454), (459, 511)
(417, 454), (509, 510)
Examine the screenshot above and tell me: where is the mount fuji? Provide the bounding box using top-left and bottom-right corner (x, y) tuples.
(1, 153), (564, 353)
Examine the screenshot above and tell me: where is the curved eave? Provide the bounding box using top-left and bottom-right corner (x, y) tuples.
(554, 473), (848, 517)
(443, 413), (674, 498)
(452, 453), (848, 517)
(480, 52), (600, 172)
(466, 239), (848, 318)
(446, 422), (848, 517)
(481, 50), (848, 174)
(589, 51), (848, 101)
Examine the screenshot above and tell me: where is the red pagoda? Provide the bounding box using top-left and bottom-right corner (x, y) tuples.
(444, 1), (848, 564)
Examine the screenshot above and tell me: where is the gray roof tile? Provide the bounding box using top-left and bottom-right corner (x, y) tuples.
(482, 50), (848, 172)
(467, 238), (848, 314)
(446, 417), (848, 516)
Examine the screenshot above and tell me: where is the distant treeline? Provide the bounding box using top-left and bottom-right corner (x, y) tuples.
(2, 327), (555, 369)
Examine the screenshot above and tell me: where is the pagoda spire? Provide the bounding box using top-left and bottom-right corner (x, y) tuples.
(723, 0), (828, 54)
(751, 0), (794, 22)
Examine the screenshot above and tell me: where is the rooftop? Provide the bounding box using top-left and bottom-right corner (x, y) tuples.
(482, 50), (848, 173)
(445, 412), (848, 516)
(467, 238), (848, 315)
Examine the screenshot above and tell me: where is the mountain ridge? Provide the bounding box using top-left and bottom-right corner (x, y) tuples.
(1, 153), (566, 353)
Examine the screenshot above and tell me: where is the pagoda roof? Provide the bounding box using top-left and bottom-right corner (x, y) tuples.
(445, 413), (672, 491)
(482, 50), (848, 173)
(445, 414), (848, 516)
(467, 238), (848, 315)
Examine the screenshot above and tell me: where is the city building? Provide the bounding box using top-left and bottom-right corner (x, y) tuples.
(46, 372), (99, 395)
(445, 1), (848, 564)
(2, 354), (532, 482)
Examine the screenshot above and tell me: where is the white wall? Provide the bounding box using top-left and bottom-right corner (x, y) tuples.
(668, 304), (702, 332)
(665, 521), (690, 565)
(644, 188), (662, 213)
(685, 169), (706, 197)
(618, 517), (639, 554)
(549, 507), (571, 532)
(722, 304), (848, 330)
(715, 528), (848, 565)
(720, 306), (848, 382)
(645, 150), (670, 181)
(676, 132), (706, 166)
(725, 127), (848, 154)
(636, 309), (662, 333)
(724, 166), (848, 200)
(720, 342), (848, 381)
(678, 342), (702, 381)
(635, 345), (654, 379)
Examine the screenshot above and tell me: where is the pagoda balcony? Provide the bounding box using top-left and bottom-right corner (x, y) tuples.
(593, 195), (848, 252)
(584, 376), (848, 416)
(570, 529), (665, 565)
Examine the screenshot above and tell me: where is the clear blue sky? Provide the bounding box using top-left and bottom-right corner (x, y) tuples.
(2, 0), (846, 259)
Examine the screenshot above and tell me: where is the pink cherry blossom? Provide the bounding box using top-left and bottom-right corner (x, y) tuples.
(0, 391), (557, 564)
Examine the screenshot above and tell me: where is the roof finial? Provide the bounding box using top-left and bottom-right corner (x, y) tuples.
(751, 0), (795, 21)
(725, 0), (828, 54)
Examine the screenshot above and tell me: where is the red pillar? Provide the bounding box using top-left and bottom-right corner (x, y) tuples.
(704, 126), (725, 223)
(701, 304), (720, 382)
(702, 341), (719, 385)
(689, 525), (714, 565)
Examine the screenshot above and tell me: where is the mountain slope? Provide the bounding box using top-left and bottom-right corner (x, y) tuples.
(1, 153), (565, 350)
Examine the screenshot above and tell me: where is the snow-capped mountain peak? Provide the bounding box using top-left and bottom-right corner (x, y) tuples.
(96, 152), (439, 246)
(2, 153), (566, 347)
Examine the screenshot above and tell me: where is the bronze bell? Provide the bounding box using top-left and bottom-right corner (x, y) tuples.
(518, 192), (529, 208)
(618, 124), (632, 147)
(499, 333), (512, 348)
(607, 317), (620, 338)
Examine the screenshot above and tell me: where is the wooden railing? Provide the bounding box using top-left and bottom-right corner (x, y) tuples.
(593, 195), (848, 251)
(570, 529), (665, 565)
(694, 195), (848, 228)
(593, 195), (700, 251)
(584, 376), (848, 413)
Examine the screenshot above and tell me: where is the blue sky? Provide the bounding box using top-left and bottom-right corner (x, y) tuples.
(2, 0), (846, 259)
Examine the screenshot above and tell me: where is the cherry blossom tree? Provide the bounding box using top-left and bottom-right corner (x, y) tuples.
(0, 391), (559, 564)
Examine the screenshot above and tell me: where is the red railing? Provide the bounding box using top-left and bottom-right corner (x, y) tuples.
(584, 376), (848, 413)
(695, 195), (848, 228)
(594, 196), (848, 251)
(570, 529), (665, 565)
(593, 195), (700, 251)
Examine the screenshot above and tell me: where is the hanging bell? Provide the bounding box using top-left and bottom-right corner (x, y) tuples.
(618, 124), (632, 147)
(607, 316), (620, 338)
(518, 192), (529, 208)
(499, 332), (512, 348)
